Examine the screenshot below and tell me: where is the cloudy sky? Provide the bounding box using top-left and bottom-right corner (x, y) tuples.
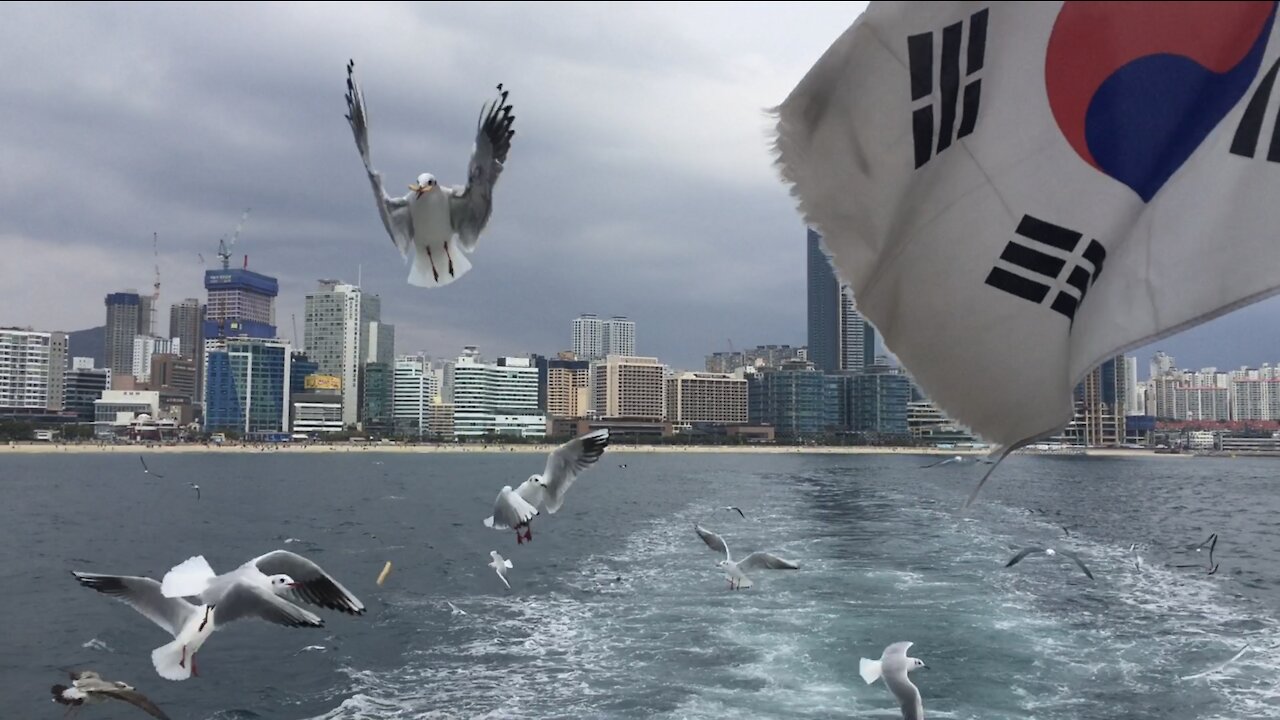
(2, 2), (1278, 375)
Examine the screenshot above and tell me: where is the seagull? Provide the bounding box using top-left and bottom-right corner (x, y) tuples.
(158, 551), (365, 617)
(1061, 525), (1074, 537)
(486, 429), (611, 543)
(344, 60), (514, 288)
(860, 641), (928, 720)
(1180, 643), (1250, 681)
(488, 551), (513, 590)
(51, 670), (170, 719)
(618, 463), (628, 469)
(446, 600), (468, 616)
(73, 566), (317, 676)
(188, 483), (200, 500)
(1129, 543), (1143, 571)
(483, 485), (539, 545)
(139, 456), (164, 479)
(721, 506), (747, 519)
(1175, 533), (1219, 574)
(920, 455), (962, 468)
(693, 524), (799, 590)
(1005, 547), (1094, 579)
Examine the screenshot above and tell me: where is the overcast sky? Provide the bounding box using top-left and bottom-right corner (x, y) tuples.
(2, 2), (1278, 376)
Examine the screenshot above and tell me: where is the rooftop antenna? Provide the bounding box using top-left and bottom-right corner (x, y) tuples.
(217, 208), (252, 270)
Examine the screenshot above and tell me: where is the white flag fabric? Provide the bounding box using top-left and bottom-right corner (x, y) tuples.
(775, 1), (1280, 451)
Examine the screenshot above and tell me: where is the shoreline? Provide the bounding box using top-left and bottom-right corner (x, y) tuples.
(0, 442), (1196, 458)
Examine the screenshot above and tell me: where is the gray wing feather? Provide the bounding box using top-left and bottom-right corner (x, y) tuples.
(449, 85), (515, 251)
(694, 524), (730, 559)
(99, 687), (172, 720)
(252, 550), (365, 615)
(213, 583), (324, 628)
(344, 59), (415, 258)
(885, 674), (924, 720)
(1004, 547), (1046, 568)
(540, 429), (610, 513)
(739, 552), (800, 570)
(489, 488), (538, 529)
(71, 572), (198, 636)
(1058, 549), (1095, 579)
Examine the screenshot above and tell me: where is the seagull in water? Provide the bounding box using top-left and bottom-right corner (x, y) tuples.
(860, 641), (928, 720)
(52, 670), (170, 719)
(446, 600), (468, 616)
(693, 524), (799, 590)
(920, 455), (962, 468)
(488, 551), (513, 590)
(1175, 533), (1219, 574)
(344, 60), (514, 288)
(1005, 546), (1094, 579)
(188, 482), (200, 500)
(138, 456), (164, 479)
(484, 429), (611, 544)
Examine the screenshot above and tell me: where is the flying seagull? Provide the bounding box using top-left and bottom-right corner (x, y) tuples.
(344, 60), (515, 288)
(52, 670), (170, 719)
(446, 600), (468, 616)
(1005, 547), (1094, 579)
(485, 429), (611, 543)
(693, 524), (799, 590)
(1180, 643), (1250, 681)
(159, 551), (365, 617)
(1129, 543), (1143, 571)
(860, 641), (928, 720)
(488, 551), (513, 590)
(1175, 533), (1219, 574)
(921, 455), (962, 468)
(189, 482), (200, 500)
(721, 506), (747, 519)
(483, 485), (540, 545)
(139, 456), (164, 479)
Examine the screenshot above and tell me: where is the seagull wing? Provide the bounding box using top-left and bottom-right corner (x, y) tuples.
(739, 552), (800, 570)
(99, 686), (172, 720)
(540, 429), (610, 513)
(1058, 550), (1095, 579)
(251, 550), (365, 615)
(885, 674), (924, 720)
(883, 641), (914, 658)
(449, 85), (515, 252)
(694, 524), (731, 561)
(212, 582), (324, 628)
(71, 572), (199, 636)
(344, 59), (415, 259)
(1004, 547), (1047, 568)
(486, 487), (538, 529)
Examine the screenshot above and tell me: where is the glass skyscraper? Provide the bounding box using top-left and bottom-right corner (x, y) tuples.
(204, 338), (291, 436)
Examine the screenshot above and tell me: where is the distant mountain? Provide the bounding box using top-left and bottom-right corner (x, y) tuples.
(68, 326), (105, 367)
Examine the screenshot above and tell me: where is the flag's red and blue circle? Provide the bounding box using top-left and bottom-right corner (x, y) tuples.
(1046, 1), (1277, 202)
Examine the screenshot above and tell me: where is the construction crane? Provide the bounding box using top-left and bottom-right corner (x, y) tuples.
(217, 208), (252, 270)
(150, 232), (161, 336)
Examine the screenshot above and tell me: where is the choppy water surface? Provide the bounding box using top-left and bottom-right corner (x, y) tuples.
(2, 450), (1278, 719)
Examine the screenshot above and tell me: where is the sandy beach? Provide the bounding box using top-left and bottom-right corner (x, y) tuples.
(0, 441), (1187, 458)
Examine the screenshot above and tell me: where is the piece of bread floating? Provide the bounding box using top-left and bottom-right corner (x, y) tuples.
(377, 561), (392, 586)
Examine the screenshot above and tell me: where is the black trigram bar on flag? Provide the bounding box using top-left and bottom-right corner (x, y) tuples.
(985, 215), (1107, 323)
(1231, 58), (1280, 162)
(908, 7), (988, 169)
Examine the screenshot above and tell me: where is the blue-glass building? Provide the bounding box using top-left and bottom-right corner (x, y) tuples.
(807, 229), (840, 373)
(204, 338), (291, 435)
(291, 353), (320, 394)
(851, 367), (912, 437)
(748, 361), (830, 438)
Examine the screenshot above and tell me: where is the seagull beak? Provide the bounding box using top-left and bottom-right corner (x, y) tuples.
(921, 664), (930, 670)
(288, 582), (301, 588)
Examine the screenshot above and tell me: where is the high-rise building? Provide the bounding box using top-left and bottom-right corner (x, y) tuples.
(603, 316), (636, 357)
(1150, 351), (1175, 380)
(572, 314), (604, 361)
(850, 366), (912, 436)
(203, 337), (293, 436)
(706, 344), (807, 373)
(169, 299), (202, 361)
(203, 267), (278, 339)
(748, 360), (828, 438)
(666, 372), (748, 425)
(104, 292), (147, 382)
(304, 281), (362, 427)
(839, 287), (876, 372)
(537, 355), (591, 419)
(1068, 356), (1128, 446)
(1230, 365), (1280, 421)
(131, 336), (180, 382)
(807, 229), (840, 373)
(64, 361), (110, 421)
(360, 362), (393, 433)
(451, 352), (544, 438)
(1122, 356), (1143, 416)
(394, 354), (441, 437)
(1150, 368), (1231, 421)
(0, 329), (67, 411)
(591, 355), (666, 420)
(428, 398), (456, 439)
(150, 354), (197, 403)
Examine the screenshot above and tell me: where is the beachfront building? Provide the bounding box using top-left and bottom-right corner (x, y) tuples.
(304, 280), (362, 427)
(0, 328), (67, 412)
(591, 355), (666, 421)
(451, 352), (545, 439)
(203, 337), (292, 437)
(665, 372), (747, 425)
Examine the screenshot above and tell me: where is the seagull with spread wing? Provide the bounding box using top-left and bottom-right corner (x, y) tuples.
(693, 524), (800, 590)
(52, 670), (170, 719)
(344, 59), (515, 288)
(484, 429), (611, 543)
(1004, 546), (1094, 579)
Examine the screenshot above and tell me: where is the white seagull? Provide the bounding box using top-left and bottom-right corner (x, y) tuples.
(52, 670), (170, 719)
(159, 551), (365, 617)
(139, 456), (164, 479)
(860, 641), (929, 720)
(920, 455), (962, 468)
(344, 60), (515, 288)
(1005, 546), (1094, 579)
(188, 482), (200, 500)
(485, 429), (611, 543)
(693, 524), (799, 590)
(72, 569), (317, 681)
(488, 551), (513, 590)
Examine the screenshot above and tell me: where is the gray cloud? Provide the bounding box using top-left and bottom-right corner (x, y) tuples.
(3, 2), (1277, 376)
